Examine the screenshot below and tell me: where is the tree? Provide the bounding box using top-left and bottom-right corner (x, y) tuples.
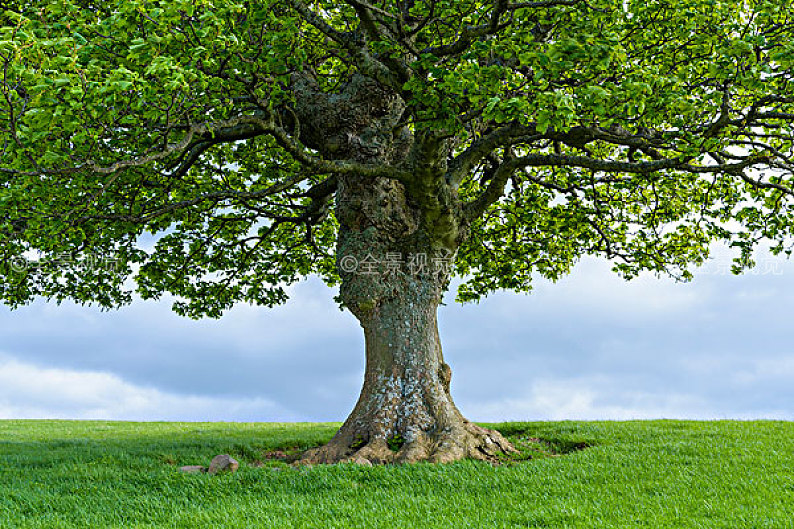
(1, 0), (793, 463)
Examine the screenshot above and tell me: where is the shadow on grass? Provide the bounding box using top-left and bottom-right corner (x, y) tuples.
(490, 422), (599, 464)
(1, 421), (600, 471)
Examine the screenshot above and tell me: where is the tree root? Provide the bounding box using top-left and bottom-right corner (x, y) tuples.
(299, 421), (517, 465)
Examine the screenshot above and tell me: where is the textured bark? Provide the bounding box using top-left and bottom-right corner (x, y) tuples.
(294, 73), (515, 464)
(301, 270), (516, 464)
(300, 173), (515, 464)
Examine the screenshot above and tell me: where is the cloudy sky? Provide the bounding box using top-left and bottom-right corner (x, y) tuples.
(1, 245), (792, 422)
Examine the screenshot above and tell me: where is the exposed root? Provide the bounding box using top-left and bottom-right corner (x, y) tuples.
(299, 422), (516, 465)
(423, 422), (517, 464)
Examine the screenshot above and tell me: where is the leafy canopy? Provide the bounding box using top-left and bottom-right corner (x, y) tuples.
(1, 0), (793, 316)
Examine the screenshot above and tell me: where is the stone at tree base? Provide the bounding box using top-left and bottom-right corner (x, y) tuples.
(179, 465), (207, 473)
(339, 456), (373, 466)
(352, 456), (373, 466)
(208, 454), (239, 474)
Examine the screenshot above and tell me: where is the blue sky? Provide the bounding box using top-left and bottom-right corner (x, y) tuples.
(1, 246), (792, 422)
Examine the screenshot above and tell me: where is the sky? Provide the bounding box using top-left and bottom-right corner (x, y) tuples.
(0, 245), (792, 422)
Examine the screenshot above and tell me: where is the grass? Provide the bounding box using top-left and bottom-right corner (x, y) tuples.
(0, 420), (792, 528)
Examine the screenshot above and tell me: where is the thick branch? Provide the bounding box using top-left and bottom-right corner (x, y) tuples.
(463, 158), (514, 220)
(344, 0), (411, 83)
(3, 112), (411, 183)
(70, 174), (337, 226)
(462, 151), (794, 221)
(421, 0), (511, 57)
(448, 122), (667, 186)
(508, 0), (582, 7)
(287, 0), (403, 89)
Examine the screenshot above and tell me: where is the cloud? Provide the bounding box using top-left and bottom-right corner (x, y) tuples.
(0, 354), (303, 421)
(0, 279), (364, 420)
(463, 376), (792, 421)
(443, 253), (794, 422)
(1, 250), (793, 422)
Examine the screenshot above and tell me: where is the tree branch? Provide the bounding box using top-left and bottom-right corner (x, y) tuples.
(343, 0), (411, 83)
(2, 112), (411, 183)
(507, 0), (582, 7)
(70, 173), (338, 226)
(420, 0), (512, 57)
(462, 150), (794, 221)
(287, 0), (403, 89)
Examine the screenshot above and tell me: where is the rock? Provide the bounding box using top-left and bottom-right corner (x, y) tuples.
(179, 465), (207, 473)
(340, 456), (373, 466)
(208, 454), (239, 474)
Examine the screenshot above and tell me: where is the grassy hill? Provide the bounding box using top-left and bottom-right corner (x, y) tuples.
(1, 420), (792, 528)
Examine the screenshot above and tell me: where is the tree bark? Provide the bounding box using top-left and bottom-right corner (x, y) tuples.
(291, 73), (514, 464)
(301, 174), (516, 464)
(301, 273), (516, 464)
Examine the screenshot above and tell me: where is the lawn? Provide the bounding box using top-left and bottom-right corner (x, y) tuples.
(0, 420), (792, 528)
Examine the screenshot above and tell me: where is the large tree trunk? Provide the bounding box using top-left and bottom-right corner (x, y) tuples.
(301, 175), (515, 464)
(292, 73), (514, 463)
(301, 273), (516, 464)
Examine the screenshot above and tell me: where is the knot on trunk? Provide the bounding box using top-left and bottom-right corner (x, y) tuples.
(291, 72), (411, 163)
(439, 362), (452, 394)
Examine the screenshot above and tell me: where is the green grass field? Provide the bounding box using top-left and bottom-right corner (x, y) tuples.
(0, 420), (792, 528)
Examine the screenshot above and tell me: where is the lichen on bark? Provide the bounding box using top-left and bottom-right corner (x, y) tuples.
(301, 264), (516, 464)
(294, 73), (515, 464)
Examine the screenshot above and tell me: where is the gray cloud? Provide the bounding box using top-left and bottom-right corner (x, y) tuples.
(0, 354), (300, 421)
(1, 251), (792, 421)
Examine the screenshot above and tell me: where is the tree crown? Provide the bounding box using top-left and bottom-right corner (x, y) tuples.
(1, 0), (793, 316)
